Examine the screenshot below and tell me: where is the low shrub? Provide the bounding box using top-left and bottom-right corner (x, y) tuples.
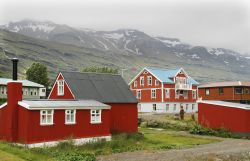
(142, 120), (193, 131)
(52, 150), (96, 161)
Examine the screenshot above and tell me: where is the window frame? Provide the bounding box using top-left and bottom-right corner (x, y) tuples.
(136, 90), (141, 99)
(205, 88), (210, 96)
(65, 109), (76, 125)
(140, 77), (144, 86)
(40, 110), (54, 126)
(155, 80), (159, 86)
(151, 89), (156, 99)
(147, 76), (152, 86)
(165, 89), (170, 98)
(235, 87), (243, 94)
(153, 104), (157, 111)
(192, 90), (196, 99)
(219, 87), (224, 95)
(134, 81), (137, 88)
(57, 80), (65, 96)
(90, 109), (102, 124)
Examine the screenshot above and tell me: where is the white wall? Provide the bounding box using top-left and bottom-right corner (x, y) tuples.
(138, 102), (198, 113)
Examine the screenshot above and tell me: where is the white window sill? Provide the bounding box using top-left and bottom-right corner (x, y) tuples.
(65, 122), (76, 125)
(90, 122), (102, 124)
(57, 94), (64, 96)
(40, 123), (54, 126)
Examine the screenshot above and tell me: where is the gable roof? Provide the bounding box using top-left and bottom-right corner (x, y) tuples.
(146, 67), (199, 85)
(199, 81), (250, 88)
(60, 71), (138, 103)
(0, 78), (44, 88)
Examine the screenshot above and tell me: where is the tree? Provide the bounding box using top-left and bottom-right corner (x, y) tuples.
(81, 66), (118, 74)
(26, 63), (50, 88)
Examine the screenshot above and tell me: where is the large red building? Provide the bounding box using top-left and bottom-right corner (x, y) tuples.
(0, 59), (138, 147)
(198, 81), (250, 104)
(129, 67), (199, 113)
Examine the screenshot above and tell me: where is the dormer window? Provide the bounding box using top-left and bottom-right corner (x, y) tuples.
(57, 80), (64, 96)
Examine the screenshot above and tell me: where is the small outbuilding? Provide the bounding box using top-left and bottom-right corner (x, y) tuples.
(198, 100), (250, 134)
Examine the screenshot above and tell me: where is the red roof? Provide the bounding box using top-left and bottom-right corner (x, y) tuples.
(199, 81), (250, 88)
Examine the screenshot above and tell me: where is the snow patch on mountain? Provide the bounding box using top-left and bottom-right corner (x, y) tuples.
(104, 33), (124, 40)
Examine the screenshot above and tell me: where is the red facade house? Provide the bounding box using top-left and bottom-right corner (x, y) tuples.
(198, 100), (250, 133)
(129, 67), (199, 113)
(198, 81), (250, 104)
(48, 71), (138, 134)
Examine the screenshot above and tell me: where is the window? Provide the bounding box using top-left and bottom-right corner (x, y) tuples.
(186, 104), (189, 111)
(155, 80), (159, 86)
(175, 90), (179, 99)
(136, 90), (141, 99)
(219, 88), (224, 95)
(1, 86), (4, 94)
(147, 76), (152, 86)
(134, 81), (137, 87)
(245, 88), (249, 94)
(235, 87), (243, 94)
(192, 104), (195, 111)
(40, 110), (54, 125)
(173, 104), (177, 111)
(205, 88), (210, 95)
(166, 104), (169, 111)
(143, 71), (148, 74)
(192, 90), (196, 99)
(140, 77), (144, 86)
(91, 110), (102, 124)
(30, 89), (33, 96)
(138, 104), (141, 111)
(65, 110), (76, 124)
(34, 89), (37, 96)
(153, 104), (157, 111)
(25, 88), (28, 96)
(165, 89), (170, 98)
(151, 89), (156, 99)
(4, 87), (7, 95)
(57, 80), (64, 95)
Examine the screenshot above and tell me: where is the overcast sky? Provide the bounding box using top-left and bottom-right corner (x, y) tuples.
(1, 0), (250, 54)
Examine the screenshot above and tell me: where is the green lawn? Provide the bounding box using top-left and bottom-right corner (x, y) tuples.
(0, 128), (219, 161)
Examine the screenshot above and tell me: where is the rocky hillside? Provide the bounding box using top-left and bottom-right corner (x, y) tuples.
(1, 20), (250, 83)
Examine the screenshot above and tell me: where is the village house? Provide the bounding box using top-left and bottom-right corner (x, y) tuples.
(198, 81), (250, 104)
(0, 78), (46, 99)
(129, 67), (199, 113)
(0, 59), (138, 147)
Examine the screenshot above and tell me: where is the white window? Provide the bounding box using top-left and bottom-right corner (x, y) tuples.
(175, 90), (179, 99)
(192, 90), (196, 99)
(40, 110), (54, 125)
(173, 104), (177, 111)
(4, 87), (7, 95)
(136, 90), (141, 99)
(155, 80), (159, 86)
(91, 110), (102, 124)
(205, 89), (210, 95)
(138, 104), (141, 112)
(140, 77), (144, 86)
(166, 104), (169, 111)
(65, 110), (76, 124)
(57, 80), (64, 96)
(147, 76), (152, 86)
(165, 89), (170, 98)
(151, 89), (156, 99)
(184, 91), (188, 99)
(34, 88), (37, 96)
(192, 104), (195, 111)
(30, 89), (33, 96)
(153, 104), (157, 111)
(186, 104), (189, 111)
(134, 81), (137, 87)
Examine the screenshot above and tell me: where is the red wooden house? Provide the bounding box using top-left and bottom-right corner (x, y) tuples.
(198, 81), (250, 104)
(0, 59), (138, 147)
(129, 67), (199, 113)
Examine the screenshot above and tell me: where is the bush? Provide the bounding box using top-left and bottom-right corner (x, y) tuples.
(190, 124), (239, 138)
(52, 150), (96, 161)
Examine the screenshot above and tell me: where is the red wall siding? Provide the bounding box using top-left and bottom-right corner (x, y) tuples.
(48, 74), (74, 99)
(18, 108), (111, 144)
(198, 103), (250, 133)
(109, 103), (138, 133)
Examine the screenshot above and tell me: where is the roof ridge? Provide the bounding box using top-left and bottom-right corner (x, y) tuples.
(60, 71), (121, 76)
(146, 67), (181, 71)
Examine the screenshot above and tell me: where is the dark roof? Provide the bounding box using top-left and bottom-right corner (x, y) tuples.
(199, 81), (250, 88)
(61, 71), (138, 103)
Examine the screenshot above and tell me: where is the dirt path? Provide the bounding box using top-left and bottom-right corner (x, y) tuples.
(97, 138), (250, 161)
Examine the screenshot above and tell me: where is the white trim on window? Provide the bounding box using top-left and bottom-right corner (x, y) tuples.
(90, 110), (102, 124)
(165, 89), (170, 98)
(151, 89), (156, 99)
(205, 88), (210, 95)
(57, 80), (64, 96)
(192, 90), (196, 99)
(136, 90), (141, 99)
(40, 110), (54, 126)
(147, 76), (152, 86)
(65, 109), (76, 125)
(134, 81), (137, 88)
(155, 80), (159, 86)
(140, 76), (144, 86)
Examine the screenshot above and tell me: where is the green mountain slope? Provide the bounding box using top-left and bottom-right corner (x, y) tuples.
(0, 29), (249, 84)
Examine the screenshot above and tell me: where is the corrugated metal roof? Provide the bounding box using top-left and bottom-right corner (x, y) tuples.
(146, 67), (199, 85)
(19, 99), (110, 109)
(198, 100), (250, 110)
(199, 81), (250, 88)
(0, 78), (44, 88)
(61, 71), (138, 103)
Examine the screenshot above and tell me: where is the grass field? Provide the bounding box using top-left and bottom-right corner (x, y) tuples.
(0, 128), (218, 161)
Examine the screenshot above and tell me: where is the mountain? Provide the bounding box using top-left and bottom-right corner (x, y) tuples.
(1, 20), (250, 83)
